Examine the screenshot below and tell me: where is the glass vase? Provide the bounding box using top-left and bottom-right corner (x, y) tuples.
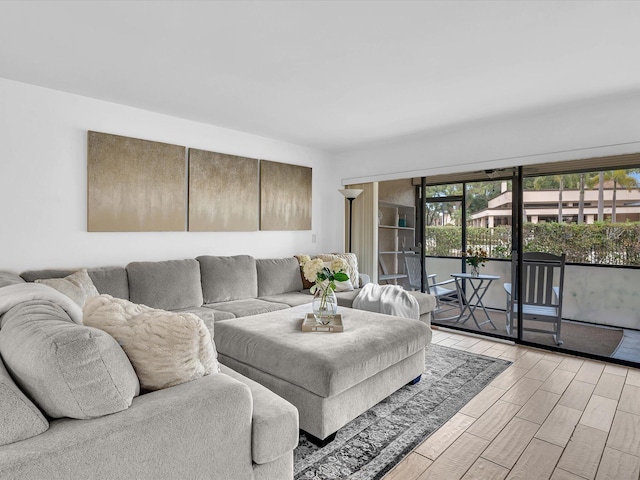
(312, 286), (338, 325)
(471, 265), (480, 277)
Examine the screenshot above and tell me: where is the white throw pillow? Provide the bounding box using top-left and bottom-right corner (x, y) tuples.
(35, 270), (99, 308)
(83, 295), (219, 392)
(317, 253), (360, 288)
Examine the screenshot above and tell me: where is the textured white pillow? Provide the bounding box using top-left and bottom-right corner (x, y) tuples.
(35, 269), (99, 307)
(83, 295), (220, 391)
(317, 253), (360, 288)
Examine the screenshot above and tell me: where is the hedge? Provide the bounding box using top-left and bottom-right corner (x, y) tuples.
(424, 223), (640, 266)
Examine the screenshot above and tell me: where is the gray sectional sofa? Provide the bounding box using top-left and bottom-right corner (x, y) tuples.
(0, 255), (435, 479)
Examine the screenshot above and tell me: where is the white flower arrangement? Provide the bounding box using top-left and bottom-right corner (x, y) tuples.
(298, 256), (349, 294)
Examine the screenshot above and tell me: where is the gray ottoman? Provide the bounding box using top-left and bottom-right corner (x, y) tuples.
(214, 304), (430, 444)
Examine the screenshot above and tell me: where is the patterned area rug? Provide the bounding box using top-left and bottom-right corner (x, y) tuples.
(294, 343), (511, 480)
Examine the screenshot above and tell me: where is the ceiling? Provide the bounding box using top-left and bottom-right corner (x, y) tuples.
(2, 1), (640, 152)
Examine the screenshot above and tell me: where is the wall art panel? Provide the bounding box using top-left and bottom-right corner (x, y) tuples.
(188, 149), (259, 231)
(260, 160), (312, 230)
(87, 131), (186, 231)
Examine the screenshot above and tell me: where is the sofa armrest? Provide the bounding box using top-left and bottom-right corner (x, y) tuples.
(220, 365), (298, 464)
(0, 374), (255, 480)
(359, 273), (371, 287)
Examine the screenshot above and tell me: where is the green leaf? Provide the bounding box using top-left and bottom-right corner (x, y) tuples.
(334, 272), (349, 282)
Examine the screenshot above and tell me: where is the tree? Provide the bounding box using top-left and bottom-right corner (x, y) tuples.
(587, 170), (639, 223)
(607, 170), (638, 222)
(531, 174), (581, 223)
(465, 181), (505, 226)
(423, 184), (463, 226)
(578, 173), (585, 224)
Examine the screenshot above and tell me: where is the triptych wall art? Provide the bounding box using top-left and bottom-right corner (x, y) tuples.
(87, 131), (187, 232)
(87, 131), (312, 232)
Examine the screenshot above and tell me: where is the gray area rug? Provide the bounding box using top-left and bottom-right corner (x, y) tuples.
(294, 343), (511, 480)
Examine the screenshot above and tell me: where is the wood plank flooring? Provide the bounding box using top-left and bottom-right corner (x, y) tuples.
(383, 328), (640, 480)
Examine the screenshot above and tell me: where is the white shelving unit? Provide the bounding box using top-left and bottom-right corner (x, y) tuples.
(377, 201), (415, 284)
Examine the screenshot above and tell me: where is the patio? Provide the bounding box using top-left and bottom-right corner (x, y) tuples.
(432, 307), (640, 363)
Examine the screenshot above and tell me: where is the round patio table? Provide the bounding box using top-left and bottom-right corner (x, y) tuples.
(451, 273), (500, 330)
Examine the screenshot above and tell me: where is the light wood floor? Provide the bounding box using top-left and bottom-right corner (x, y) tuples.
(383, 327), (640, 480)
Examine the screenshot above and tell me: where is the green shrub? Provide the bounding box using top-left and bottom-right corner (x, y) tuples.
(424, 223), (640, 266)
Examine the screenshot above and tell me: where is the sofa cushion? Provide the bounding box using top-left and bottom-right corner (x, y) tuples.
(256, 257), (303, 297)
(204, 299), (289, 318)
(258, 292), (313, 307)
(84, 295), (219, 392)
(127, 259), (203, 310)
(0, 300), (140, 419)
(334, 289), (361, 308)
(21, 268), (129, 299)
(407, 291), (437, 316)
(220, 365), (299, 465)
(35, 269), (99, 307)
(0, 272), (25, 288)
(87, 267), (129, 299)
(20, 269), (74, 283)
(0, 359), (49, 446)
(197, 255), (257, 303)
(201, 307), (236, 321)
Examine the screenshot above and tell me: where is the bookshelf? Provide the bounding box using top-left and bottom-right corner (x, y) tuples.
(377, 201), (415, 284)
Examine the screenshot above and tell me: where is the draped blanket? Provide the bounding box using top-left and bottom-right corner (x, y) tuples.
(0, 283), (83, 324)
(353, 283), (420, 320)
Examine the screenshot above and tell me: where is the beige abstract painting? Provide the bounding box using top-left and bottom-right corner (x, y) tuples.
(87, 131), (186, 231)
(260, 160), (312, 230)
(188, 149), (259, 231)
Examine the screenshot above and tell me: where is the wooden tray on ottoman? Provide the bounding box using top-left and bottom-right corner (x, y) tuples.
(302, 313), (344, 332)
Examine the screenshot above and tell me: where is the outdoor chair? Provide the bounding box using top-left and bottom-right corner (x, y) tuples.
(503, 252), (566, 346)
(404, 253), (460, 320)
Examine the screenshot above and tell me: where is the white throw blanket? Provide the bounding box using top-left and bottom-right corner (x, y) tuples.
(353, 283), (420, 320)
(0, 283), (83, 324)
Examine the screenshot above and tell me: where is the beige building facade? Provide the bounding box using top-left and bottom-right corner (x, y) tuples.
(470, 182), (640, 227)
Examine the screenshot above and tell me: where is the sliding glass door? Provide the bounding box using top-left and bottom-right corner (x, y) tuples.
(516, 168), (640, 364)
(423, 180), (517, 341)
(415, 159), (640, 368)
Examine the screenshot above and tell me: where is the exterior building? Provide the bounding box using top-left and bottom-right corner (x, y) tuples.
(470, 181), (640, 227)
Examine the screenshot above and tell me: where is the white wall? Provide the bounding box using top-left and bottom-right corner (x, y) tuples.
(0, 78), (343, 272)
(337, 91), (640, 183)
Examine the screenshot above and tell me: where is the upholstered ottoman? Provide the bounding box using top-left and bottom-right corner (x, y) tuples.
(214, 304), (430, 444)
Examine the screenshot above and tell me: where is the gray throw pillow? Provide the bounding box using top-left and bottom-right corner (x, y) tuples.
(0, 359), (49, 446)
(0, 300), (140, 419)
